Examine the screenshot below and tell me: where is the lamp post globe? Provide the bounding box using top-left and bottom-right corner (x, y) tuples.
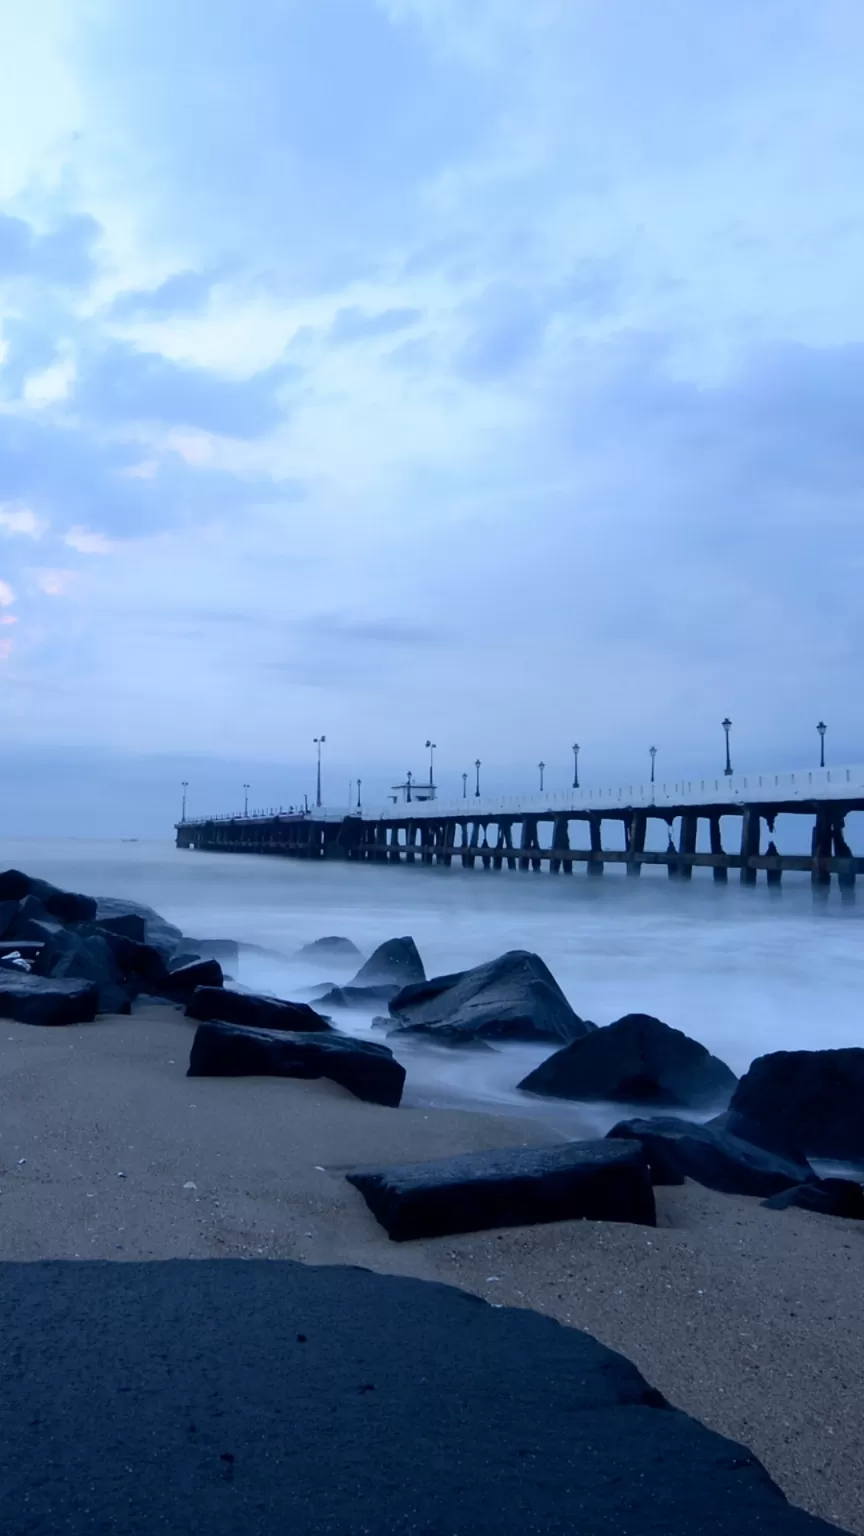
(722, 718), (733, 776)
(474, 759), (481, 798)
(572, 743), (580, 790)
(817, 721), (827, 768)
(649, 746), (657, 785)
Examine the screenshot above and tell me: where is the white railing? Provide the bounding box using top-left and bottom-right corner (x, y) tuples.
(180, 764), (864, 829)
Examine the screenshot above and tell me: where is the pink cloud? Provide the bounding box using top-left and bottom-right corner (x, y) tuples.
(29, 568), (78, 597)
(0, 577), (15, 606)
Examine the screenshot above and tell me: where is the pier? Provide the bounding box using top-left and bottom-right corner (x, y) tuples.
(176, 765), (864, 891)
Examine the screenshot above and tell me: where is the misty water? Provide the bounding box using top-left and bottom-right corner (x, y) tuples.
(3, 837), (861, 1143)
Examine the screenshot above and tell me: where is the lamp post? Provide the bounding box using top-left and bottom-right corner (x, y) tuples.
(538, 761), (545, 792)
(180, 780), (189, 822)
(356, 778), (362, 810)
(406, 770), (413, 804)
(817, 721), (826, 768)
(425, 739), (436, 789)
(722, 718), (733, 776)
(649, 746), (656, 785)
(314, 735), (326, 808)
(243, 783), (250, 817)
(462, 772), (467, 799)
(474, 759), (481, 798)
(572, 742), (580, 790)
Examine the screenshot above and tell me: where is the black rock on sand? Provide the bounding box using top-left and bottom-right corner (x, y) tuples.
(186, 984), (333, 1033)
(188, 1018), (406, 1107)
(0, 1261), (843, 1535)
(388, 949), (591, 1046)
(607, 1115), (815, 1198)
(730, 1048), (864, 1163)
(519, 1012), (737, 1109)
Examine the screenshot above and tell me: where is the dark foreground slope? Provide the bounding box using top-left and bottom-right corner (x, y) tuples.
(0, 1260), (843, 1536)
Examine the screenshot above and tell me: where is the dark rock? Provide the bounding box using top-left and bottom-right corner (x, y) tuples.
(706, 1109), (811, 1167)
(0, 973), (99, 1026)
(169, 951), (205, 971)
(0, 869), (97, 923)
(297, 936), (362, 960)
(347, 1138), (656, 1241)
(350, 936), (425, 988)
(0, 1263), (840, 1536)
(93, 897), (184, 962)
(33, 923), (133, 1014)
(186, 985), (332, 1033)
(519, 1014), (737, 1110)
(89, 931), (168, 988)
(161, 959), (224, 995)
(92, 911), (147, 943)
(188, 1020), (405, 1107)
(606, 1115), (814, 1197)
(730, 1048), (864, 1162)
(388, 950), (591, 1047)
(0, 900), (20, 939)
(316, 983), (400, 1010)
(6, 894), (52, 939)
(762, 1178), (864, 1218)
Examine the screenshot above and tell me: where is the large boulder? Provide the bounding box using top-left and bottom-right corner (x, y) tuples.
(0, 973), (99, 1026)
(706, 1109), (811, 1167)
(6, 895), (53, 940)
(519, 1014), (737, 1110)
(80, 928), (169, 988)
(298, 935), (362, 960)
(350, 937), (425, 988)
(763, 1178), (864, 1219)
(93, 911), (147, 943)
(388, 950), (591, 1047)
(0, 869), (97, 923)
(347, 1138), (656, 1241)
(729, 1049), (864, 1163)
(160, 959), (224, 997)
(93, 897), (185, 962)
(186, 985), (332, 1033)
(606, 1115), (815, 1198)
(179, 937), (240, 964)
(33, 923), (133, 1014)
(0, 900), (20, 939)
(188, 1020), (405, 1107)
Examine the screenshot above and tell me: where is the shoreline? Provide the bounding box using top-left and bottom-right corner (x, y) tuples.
(0, 1004), (861, 1534)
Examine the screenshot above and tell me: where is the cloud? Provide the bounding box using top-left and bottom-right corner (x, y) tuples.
(64, 526), (118, 555)
(107, 268), (219, 321)
(0, 211), (101, 287)
(72, 342), (293, 437)
(329, 305), (423, 343)
(0, 506), (46, 538)
(0, 613), (17, 625)
(0, 577), (15, 605)
(0, 636), (12, 661)
(0, 318), (58, 399)
(28, 567), (78, 597)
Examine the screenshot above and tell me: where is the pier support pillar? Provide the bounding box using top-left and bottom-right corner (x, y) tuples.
(626, 812), (646, 876)
(519, 817), (537, 872)
(740, 809), (760, 885)
(709, 815), (727, 882)
(765, 840), (782, 888)
(501, 821), (517, 871)
(811, 809), (833, 888)
(587, 814), (604, 875)
(678, 813), (698, 880)
(551, 816), (569, 874)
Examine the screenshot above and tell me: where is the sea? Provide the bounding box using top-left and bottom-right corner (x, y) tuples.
(2, 837), (861, 1141)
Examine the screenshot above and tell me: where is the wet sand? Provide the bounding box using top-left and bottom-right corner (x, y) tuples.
(0, 1004), (861, 1533)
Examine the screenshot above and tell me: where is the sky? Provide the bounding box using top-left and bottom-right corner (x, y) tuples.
(1, 0), (863, 833)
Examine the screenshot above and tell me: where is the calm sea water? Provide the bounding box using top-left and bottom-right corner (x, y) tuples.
(2, 837), (861, 1139)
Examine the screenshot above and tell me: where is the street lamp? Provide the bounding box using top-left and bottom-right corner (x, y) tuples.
(243, 782), (250, 817)
(462, 772), (468, 799)
(314, 735), (326, 808)
(538, 761), (545, 792)
(722, 718), (733, 776)
(572, 743), (580, 790)
(649, 746), (656, 785)
(356, 778), (362, 810)
(474, 758), (481, 798)
(817, 721), (827, 768)
(406, 770), (413, 804)
(181, 780), (189, 822)
(425, 739), (437, 789)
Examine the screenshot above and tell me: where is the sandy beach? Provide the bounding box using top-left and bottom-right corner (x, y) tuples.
(1, 1003), (861, 1534)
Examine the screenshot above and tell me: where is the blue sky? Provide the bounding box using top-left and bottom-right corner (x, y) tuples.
(1, 0), (863, 829)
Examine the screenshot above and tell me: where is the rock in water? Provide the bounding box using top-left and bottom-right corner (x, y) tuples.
(729, 1048), (864, 1162)
(347, 1139), (656, 1241)
(519, 1013), (737, 1109)
(606, 1115), (814, 1197)
(187, 1020), (405, 1106)
(186, 985), (332, 1033)
(93, 897), (185, 962)
(388, 950), (590, 1046)
(297, 936), (362, 960)
(161, 958), (224, 996)
(350, 937), (425, 988)
(763, 1178), (864, 1218)
(0, 974), (99, 1025)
